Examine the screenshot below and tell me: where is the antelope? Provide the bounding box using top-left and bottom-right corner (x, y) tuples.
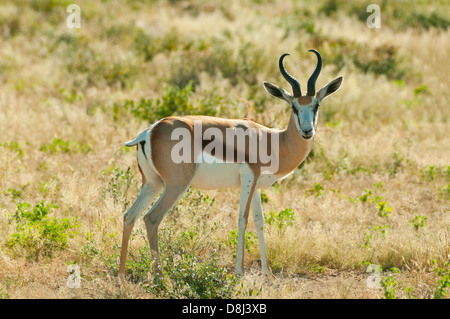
(118, 50), (343, 280)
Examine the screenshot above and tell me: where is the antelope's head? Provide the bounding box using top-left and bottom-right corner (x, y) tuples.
(264, 50), (343, 140)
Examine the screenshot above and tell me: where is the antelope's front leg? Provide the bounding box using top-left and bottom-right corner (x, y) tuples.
(250, 189), (274, 278)
(236, 168), (257, 276)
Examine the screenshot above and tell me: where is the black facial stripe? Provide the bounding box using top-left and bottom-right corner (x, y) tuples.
(140, 141), (147, 159)
(292, 106), (298, 116)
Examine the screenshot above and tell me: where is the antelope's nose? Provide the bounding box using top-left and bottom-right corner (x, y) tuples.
(303, 128), (313, 135)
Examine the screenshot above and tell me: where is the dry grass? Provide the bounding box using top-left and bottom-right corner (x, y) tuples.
(0, 0), (449, 299)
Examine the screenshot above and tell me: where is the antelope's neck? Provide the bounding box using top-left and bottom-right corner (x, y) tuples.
(277, 112), (314, 176)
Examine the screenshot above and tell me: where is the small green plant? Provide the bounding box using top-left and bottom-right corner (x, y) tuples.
(380, 268), (400, 299)
(387, 150), (404, 175)
(260, 190), (269, 203)
(5, 183), (29, 201)
(0, 288), (8, 299)
(409, 215), (427, 230)
(311, 264), (324, 273)
(432, 258), (450, 299)
(101, 167), (137, 210)
(80, 239), (100, 262)
(413, 84), (430, 96)
(305, 183), (325, 197)
(264, 208), (296, 231)
(421, 165), (437, 181)
(360, 225), (390, 250)
(361, 232), (372, 250)
(373, 224), (390, 236)
(357, 183), (392, 218)
(226, 230), (258, 257)
(359, 189), (373, 203)
(376, 201), (392, 218)
(1, 141), (25, 157)
(6, 201), (79, 260)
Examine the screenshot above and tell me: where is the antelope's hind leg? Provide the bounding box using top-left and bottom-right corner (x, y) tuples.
(142, 183), (191, 275)
(119, 180), (162, 280)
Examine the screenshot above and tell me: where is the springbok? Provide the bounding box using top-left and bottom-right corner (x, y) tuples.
(118, 50), (343, 279)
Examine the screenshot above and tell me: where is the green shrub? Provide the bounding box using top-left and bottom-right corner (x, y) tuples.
(114, 81), (222, 123)
(122, 81), (193, 122)
(226, 229), (258, 258)
(6, 201), (79, 260)
(101, 167), (137, 210)
(380, 268), (400, 299)
(264, 208), (296, 231)
(144, 245), (241, 299)
(432, 258), (450, 299)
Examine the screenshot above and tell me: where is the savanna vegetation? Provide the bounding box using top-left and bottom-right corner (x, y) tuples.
(0, 0), (449, 299)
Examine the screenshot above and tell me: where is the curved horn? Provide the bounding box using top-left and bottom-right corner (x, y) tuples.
(279, 53), (302, 97)
(307, 49), (322, 96)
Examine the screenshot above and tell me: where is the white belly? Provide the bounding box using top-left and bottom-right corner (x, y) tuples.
(191, 162), (241, 189)
(191, 160), (280, 190)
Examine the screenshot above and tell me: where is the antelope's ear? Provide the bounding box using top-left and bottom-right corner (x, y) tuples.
(263, 82), (293, 105)
(316, 76), (343, 103)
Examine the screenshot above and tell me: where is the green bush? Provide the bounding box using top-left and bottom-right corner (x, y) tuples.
(226, 229), (258, 258)
(432, 258), (450, 299)
(264, 208), (296, 231)
(101, 167), (137, 210)
(144, 245), (241, 299)
(114, 81), (222, 123)
(6, 201), (79, 260)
